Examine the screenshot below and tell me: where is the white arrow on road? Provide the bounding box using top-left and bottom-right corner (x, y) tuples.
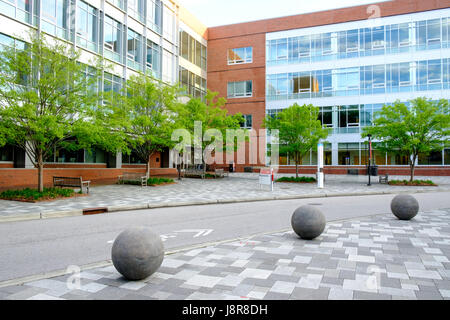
(175, 229), (214, 238)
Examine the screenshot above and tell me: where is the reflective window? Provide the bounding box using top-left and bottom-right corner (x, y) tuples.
(77, 1), (98, 52)
(179, 30), (207, 71)
(41, 0), (69, 39)
(240, 115), (253, 128)
(179, 66), (206, 98)
(127, 29), (143, 71)
(104, 15), (122, 63)
(147, 0), (162, 34)
(228, 47), (252, 64)
(146, 39), (161, 79)
(227, 80), (252, 98)
(127, 0), (144, 22)
(103, 72), (122, 93)
(0, 0), (31, 23)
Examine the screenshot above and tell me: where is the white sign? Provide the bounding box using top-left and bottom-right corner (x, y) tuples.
(317, 143), (324, 189)
(259, 168), (274, 191)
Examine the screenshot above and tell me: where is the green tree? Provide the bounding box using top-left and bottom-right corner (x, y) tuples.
(263, 103), (329, 178)
(0, 33), (111, 192)
(105, 73), (181, 177)
(362, 98), (450, 181)
(173, 90), (244, 172)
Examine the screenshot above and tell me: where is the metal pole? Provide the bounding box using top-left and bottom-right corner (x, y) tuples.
(368, 134), (372, 186)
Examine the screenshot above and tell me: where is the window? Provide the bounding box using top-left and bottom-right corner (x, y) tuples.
(0, 145), (14, 162)
(179, 30), (207, 71)
(162, 50), (174, 83)
(240, 115), (253, 128)
(104, 15), (122, 62)
(77, 1), (98, 52)
(163, 6), (175, 42)
(178, 66), (206, 98)
(85, 148), (106, 163)
(41, 0), (69, 39)
(0, 0), (31, 23)
(147, 0), (162, 34)
(127, 29), (143, 70)
(104, 72), (122, 93)
(127, 0), (144, 22)
(228, 47), (252, 64)
(147, 40), (161, 79)
(227, 81), (252, 98)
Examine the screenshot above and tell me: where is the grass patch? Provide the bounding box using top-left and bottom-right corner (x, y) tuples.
(388, 179), (437, 186)
(121, 177), (174, 186)
(0, 187), (75, 201)
(276, 176), (316, 183)
(147, 177), (174, 186)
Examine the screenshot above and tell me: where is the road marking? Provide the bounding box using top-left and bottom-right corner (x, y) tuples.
(176, 229), (214, 238)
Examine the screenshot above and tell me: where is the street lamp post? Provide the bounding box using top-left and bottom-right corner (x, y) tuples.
(367, 134), (372, 186)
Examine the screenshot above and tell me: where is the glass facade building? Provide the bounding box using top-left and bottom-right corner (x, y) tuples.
(0, 0), (207, 167)
(266, 8), (450, 167)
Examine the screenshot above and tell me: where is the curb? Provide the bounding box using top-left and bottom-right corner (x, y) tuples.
(1, 188), (449, 224)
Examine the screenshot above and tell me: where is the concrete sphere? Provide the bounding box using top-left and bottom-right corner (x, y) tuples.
(291, 205), (326, 240)
(112, 227), (164, 281)
(391, 194), (419, 220)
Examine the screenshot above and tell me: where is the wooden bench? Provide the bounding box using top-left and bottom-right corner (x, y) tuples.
(184, 168), (205, 179)
(53, 176), (91, 194)
(118, 172), (148, 187)
(379, 174), (389, 184)
(214, 168), (229, 178)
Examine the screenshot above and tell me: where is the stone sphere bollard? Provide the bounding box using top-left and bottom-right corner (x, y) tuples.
(291, 205), (326, 240)
(391, 194), (419, 220)
(112, 227), (164, 281)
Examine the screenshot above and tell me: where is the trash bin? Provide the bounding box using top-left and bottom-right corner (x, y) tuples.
(229, 163), (234, 173)
(367, 165), (378, 176)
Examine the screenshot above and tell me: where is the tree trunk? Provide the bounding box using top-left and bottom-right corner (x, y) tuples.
(409, 154), (417, 182)
(37, 152), (44, 192)
(295, 153), (299, 179)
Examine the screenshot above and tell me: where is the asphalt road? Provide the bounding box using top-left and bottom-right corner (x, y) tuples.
(0, 192), (450, 283)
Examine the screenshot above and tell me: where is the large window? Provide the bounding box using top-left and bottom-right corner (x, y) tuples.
(104, 15), (122, 63)
(127, 0), (144, 22)
(228, 47), (252, 64)
(179, 66), (206, 98)
(267, 16), (450, 65)
(41, 0), (69, 39)
(179, 30), (207, 71)
(267, 58), (450, 100)
(227, 81), (252, 98)
(127, 28), (143, 70)
(147, 0), (162, 34)
(0, 145), (14, 162)
(104, 72), (122, 93)
(0, 0), (31, 23)
(146, 40), (161, 79)
(77, 1), (98, 52)
(163, 6), (175, 42)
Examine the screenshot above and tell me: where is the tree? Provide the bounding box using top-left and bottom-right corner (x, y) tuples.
(173, 90), (244, 172)
(263, 103), (329, 178)
(0, 32), (108, 192)
(105, 73), (181, 177)
(362, 98), (450, 181)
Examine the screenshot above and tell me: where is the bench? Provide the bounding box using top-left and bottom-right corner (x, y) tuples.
(214, 168), (229, 178)
(118, 172), (148, 187)
(53, 176), (91, 194)
(184, 168), (205, 179)
(379, 173), (389, 184)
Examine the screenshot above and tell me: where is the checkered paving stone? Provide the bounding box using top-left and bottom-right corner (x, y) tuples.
(0, 174), (449, 217)
(2, 208), (450, 300)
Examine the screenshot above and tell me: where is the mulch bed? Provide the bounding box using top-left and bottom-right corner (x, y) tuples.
(0, 193), (88, 203)
(388, 182), (438, 186)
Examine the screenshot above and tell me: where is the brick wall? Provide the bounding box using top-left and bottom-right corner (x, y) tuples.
(0, 167), (177, 191)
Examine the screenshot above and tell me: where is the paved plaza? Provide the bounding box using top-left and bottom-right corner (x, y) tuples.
(0, 173), (449, 220)
(1, 208), (450, 300)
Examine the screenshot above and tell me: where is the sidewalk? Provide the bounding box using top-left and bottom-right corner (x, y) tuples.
(1, 208), (449, 300)
(0, 173), (449, 222)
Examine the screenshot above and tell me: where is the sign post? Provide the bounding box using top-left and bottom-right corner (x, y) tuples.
(317, 143), (324, 189)
(259, 167), (274, 191)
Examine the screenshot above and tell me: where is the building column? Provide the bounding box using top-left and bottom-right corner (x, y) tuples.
(24, 141), (34, 168)
(116, 151), (122, 169)
(331, 142), (339, 166)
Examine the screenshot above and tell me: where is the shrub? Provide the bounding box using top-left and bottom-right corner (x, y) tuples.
(389, 179), (436, 186)
(276, 176), (316, 183)
(147, 177), (174, 185)
(0, 188), (75, 201)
